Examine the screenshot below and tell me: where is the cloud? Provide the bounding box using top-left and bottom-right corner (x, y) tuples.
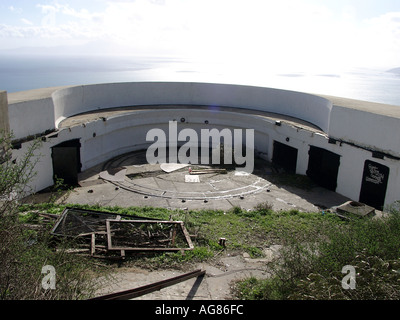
(1, 0), (400, 69)
(20, 18), (33, 26)
(8, 5), (22, 13)
(0, 2), (106, 43)
(351, 11), (400, 68)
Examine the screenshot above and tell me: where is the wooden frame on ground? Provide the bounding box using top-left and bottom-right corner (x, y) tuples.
(105, 219), (194, 252)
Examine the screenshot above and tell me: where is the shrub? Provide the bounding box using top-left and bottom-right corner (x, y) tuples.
(234, 212), (400, 300)
(253, 202), (273, 215)
(233, 277), (286, 300)
(1, 133), (107, 300)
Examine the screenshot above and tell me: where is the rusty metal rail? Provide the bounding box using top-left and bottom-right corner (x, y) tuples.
(89, 269), (206, 300)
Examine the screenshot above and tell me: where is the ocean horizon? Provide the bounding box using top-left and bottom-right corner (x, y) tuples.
(1, 54), (399, 107)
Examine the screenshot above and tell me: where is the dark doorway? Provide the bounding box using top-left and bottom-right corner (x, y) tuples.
(272, 141), (298, 174)
(307, 146), (340, 191)
(52, 139), (82, 186)
(359, 160), (389, 210)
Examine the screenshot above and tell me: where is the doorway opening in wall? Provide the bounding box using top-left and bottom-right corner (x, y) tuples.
(272, 141), (298, 174)
(307, 146), (340, 192)
(51, 139), (82, 186)
(359, 160), (389, 210)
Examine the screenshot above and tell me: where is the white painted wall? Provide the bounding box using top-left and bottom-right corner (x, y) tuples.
(328, 105), (400, 158)
(6, 82), (400, 209)
(9, 82), (400, 159)
(385, 160), (400, 206)
(8, 97), (54, 140)
(51, 82), (333, 132)
(79, 109), (271, 171)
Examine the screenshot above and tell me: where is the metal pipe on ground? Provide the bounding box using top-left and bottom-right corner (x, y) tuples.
(89, 269), (206, 300)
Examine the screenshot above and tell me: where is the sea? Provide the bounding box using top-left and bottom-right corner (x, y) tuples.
(0, 54), (399, 106)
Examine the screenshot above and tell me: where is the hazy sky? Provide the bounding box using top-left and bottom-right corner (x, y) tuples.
(1, 0), (400, 71)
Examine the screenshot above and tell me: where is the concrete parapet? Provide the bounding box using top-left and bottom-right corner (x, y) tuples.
(6, 82), (400, 209)
(6, 82), (400, 159)
(0, 91), (10, 134)
(51, 82), (332, 132)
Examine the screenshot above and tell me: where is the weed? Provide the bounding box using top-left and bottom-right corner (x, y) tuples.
(18, 202), (400, 300)
(234, 212), (400, 300)
(232, 276), (285, 300)
(245, 246), (264, 258)
(252, 202), (273, 216)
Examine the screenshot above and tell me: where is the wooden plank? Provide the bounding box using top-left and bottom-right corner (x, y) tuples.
(89, 269), (206, 300)
(189, 168), (227, 175)
(180, 222), (194, 249)
(107, 247), (193, 252)
(91, 233), (96, 256)
(77, 231), (107, 237)
(50, 207), (164, 237)
(171, 225), (177, 246)
(107, 219), (184, 224)
(50, 208), (69, 235)
(106, 220), (112, 250)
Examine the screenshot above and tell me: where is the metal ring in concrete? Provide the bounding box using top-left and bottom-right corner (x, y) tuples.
(101, 151), (272, 200)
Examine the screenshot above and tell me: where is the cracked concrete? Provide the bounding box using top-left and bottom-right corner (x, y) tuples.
(56, 150), (350, 213)
(28, 150), (352, 300)
(95, 252), (277, 300)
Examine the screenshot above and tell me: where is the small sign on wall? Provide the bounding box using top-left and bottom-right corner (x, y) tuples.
(359, 160), (389, 210)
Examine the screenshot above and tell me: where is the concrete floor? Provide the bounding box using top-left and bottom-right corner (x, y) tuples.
(95, 252), (280, 300)
(30, 151), (353, 300)
(58, 151), (350, 213)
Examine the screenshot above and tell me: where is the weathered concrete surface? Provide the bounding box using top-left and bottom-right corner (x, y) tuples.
(336, 200), (376, 218)
(24, 153), (351, 301)
(7, 86), (71, 104)
(9, 82), (400, 208)
(55, 155), (350, 213)
(58, 104), (324, 133)
(319, 94), (400, 117)
(8, 84), (400, 118)
(94, 252), (277, 300)
(0, 91), (9, 133)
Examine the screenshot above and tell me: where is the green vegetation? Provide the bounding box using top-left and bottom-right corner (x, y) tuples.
(3, 132), (400, 300)
(1, 133), (108, 300)
(10, 201), (400, 300)
(16, 202), (343, 273)
(233, 211), (400, 300)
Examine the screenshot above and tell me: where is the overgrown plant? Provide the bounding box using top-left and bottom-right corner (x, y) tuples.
(0, 131), (42, 299)
(233, 212), (400, 300)
(0, 131), (41, 218)
(0, 132), (107, 300)
(47, 176), (73, 204)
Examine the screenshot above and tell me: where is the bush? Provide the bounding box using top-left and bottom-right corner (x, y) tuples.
(0, 133), (107, 300)
(234, 212), (400, 300)
(233, 277), (286, 300)
(253, 202), (273, 215)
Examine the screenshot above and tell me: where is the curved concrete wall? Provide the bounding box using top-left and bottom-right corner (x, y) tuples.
(8, 96), (54, 140)
(78, 108), (275, 170)
(52, 82), (332, 132)
(328, 105), (400, 158)
(7, 81), (400, 209)
(9, 82), (400, 159)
